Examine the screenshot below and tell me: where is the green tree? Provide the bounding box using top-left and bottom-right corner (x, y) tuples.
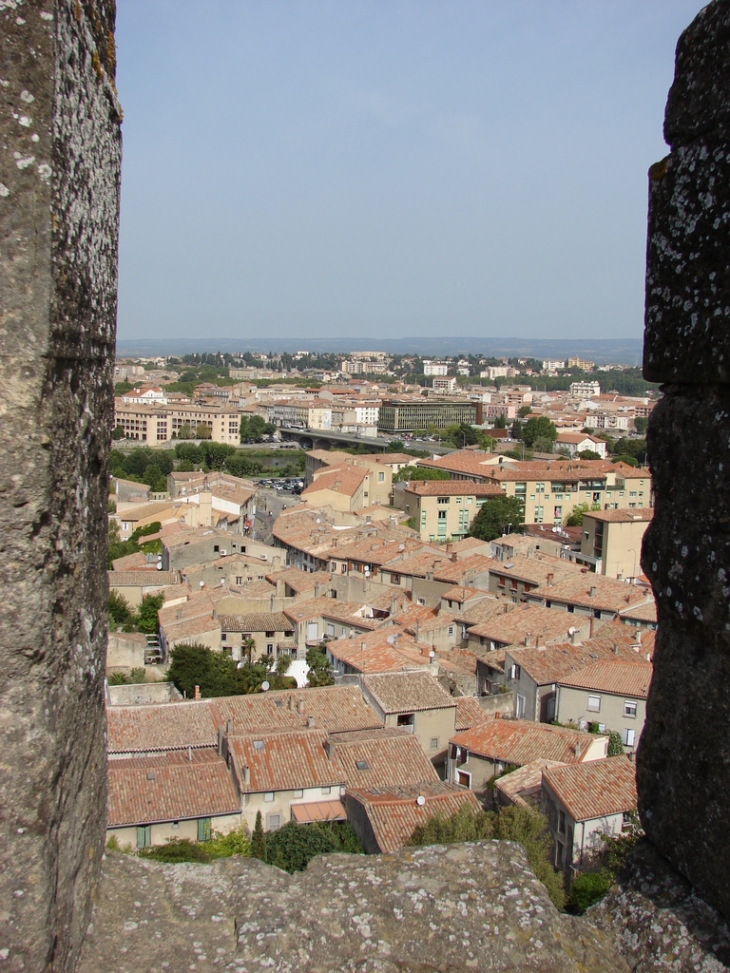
(306, 645), (335, 687)
(239, 415), (275, 442)
(518, 405), (532, 418)
(196, 423), (212, 440)
(522, 416), (558, 448)
(578, 449), (601, 461)
(251, 812), (267, 862)
(468, 496), (525, 542)
(607, 731), (624, 757)
(108, 590), (135, 629)
(137, 593), (164, 635)
(633, 416), (648, 435)
(264, 821), (363, 873)
(393, 466), (451, 483)
(176, 423), (194, 440)
(408, 804), (494, 846)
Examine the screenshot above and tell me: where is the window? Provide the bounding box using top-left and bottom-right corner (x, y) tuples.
(264, 792), (274, 803)
(391, 574), (401, 585)
(438, 510), (447, 521)
(293, 789), (303, 798)
(457, 770), (471, 788)
(558, 810), (566, 834)
(378, 472), (385, 481)
(265, 631), (275, 638)
(587, 695), (601, 712)
(321, 786), (331, 795)
(266, 643), (274, 655)
(197, 817), (211, 842)
(448, 626), (454, 635)
(136, 825), (151, 849)
(623, 701), (637, 718)
(556, 840), (564, 868)
(235, 576), (243, 586)
(622, 728), (636, 747)
(509, 664), (521, 680)
(437, 496), (449, 505)
(267, 813), (281, 831)
(430, 737), (439, 750)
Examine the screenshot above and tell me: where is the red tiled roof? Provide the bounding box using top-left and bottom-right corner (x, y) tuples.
(227, 729), (341, 792)
(107, 749), (239, 827)
(542, 755), (637, 822)
(494, 758), (565, 809)
(362, 672), (456, 714)
(558, 660), (652, 698)
(346, 782), (480, 853)
(450, 719), (598, 766)
(454, 697), (493, 731)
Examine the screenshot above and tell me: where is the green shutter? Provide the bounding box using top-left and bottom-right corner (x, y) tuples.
(136, 825), (151, 849)
(197, 817), (212, 842)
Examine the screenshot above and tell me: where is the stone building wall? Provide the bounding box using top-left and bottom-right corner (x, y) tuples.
(0, 2), (121, 970)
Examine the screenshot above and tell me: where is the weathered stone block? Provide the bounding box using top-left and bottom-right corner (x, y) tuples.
(79, 844), (631, 973)
(639, 388), (730, 918)
(0, 2), (121, 970)
(643, 1), (730, 385)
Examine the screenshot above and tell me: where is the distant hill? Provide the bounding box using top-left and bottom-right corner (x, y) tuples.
(116, 335), (643, 365)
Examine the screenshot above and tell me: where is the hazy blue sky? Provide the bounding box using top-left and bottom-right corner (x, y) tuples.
(115, 1), (702, 344)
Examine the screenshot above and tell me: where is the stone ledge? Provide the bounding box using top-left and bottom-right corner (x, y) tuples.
(78, 843), (629, 973)
(588, 841), (730, 973)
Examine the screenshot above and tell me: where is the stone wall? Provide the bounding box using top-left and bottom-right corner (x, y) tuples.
(0, 2), (121, 970)
(639, 0), (730, 922)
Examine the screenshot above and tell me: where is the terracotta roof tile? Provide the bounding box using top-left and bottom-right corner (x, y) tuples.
(346, 782), (480, 853)
(494, 758), (566, 809)
(107, 748), (239, 827)
(362, 672), (456, 714)
(542, 755), (637, 821)
(558, 659), (652, 698)
(454, 696), (493, 731)
(450, 719), (598, 766)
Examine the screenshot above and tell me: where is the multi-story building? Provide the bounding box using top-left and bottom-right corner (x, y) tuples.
(377, 399), (482, 435)
(579, 509), (652, 579)
(474, 461), (652, 526)
(432, 376), (458, 394)
(423, 361), (449, 377)
(567, 357), (595, 371)
(569, 381), (601, 399)
(542, 360), (564, 373)
(394, 480), (503, 542)
(114, 400), (242, 444)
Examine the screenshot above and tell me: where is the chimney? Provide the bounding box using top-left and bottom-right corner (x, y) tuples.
(194, 685), (201, 701)
(325, 740), (335, 760)
(546, 572), (554, 587)
(589, 585), (597, 598)
(306, 715), (315, 728)
(242, 765), (250, 786)
(297, 697), (305, 714)
(361, 641), (366, 652)
(524, 632), (532, 647)
(287, 694), (293, 711)
(613, 643), (619, 656)
(451, 552), (458, 562)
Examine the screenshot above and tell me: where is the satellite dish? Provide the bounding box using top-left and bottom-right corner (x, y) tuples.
(261, 681), (270, 692)
(416, 795), (426, 807)
(199, 581), (205, 587)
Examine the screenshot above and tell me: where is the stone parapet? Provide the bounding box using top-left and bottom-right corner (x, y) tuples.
(639, 0), (730, 922)
(0, 2), (121, 970)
